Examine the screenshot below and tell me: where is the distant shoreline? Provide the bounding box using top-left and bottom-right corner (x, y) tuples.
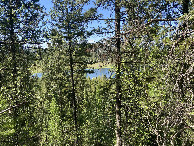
(87, 62), (113, 69)
(31, 62), (114, 73)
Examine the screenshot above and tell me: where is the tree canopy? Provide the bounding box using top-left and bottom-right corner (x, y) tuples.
(0, 0), (193, 145)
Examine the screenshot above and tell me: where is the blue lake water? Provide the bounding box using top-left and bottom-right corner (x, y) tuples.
(86, 68), (114, 79)
(32, 68), (115, 79)
(32, 73), (43, 78)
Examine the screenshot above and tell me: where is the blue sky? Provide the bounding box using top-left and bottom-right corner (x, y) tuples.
(39, 0), (115, 43)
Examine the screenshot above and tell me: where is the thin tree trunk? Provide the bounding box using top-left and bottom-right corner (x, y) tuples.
(182, 0), (189, 14)
(69, 41), (78, 145)
(115, 0), (122, 145)
(9, 4), (18, 145)
(67, 7), (78, 145)
(182, 0), (189, 29)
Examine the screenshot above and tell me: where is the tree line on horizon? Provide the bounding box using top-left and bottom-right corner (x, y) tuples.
(0, 0), (193, 145)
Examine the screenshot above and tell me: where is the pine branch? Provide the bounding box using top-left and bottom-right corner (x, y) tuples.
(0, 102), (28, 115)
(122, 18), (177, 35)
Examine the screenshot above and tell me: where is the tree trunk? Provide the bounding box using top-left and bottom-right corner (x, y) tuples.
(67, 7), (78, 145)
(69, 41), (78, 145)
(9, 4), (19, 145)
(115, 0), (122, 145)
(182, 0), (189, 14)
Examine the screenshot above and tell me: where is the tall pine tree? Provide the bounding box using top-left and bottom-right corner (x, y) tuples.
(0, 0), (44, 145)
(41, 0), (97, 144)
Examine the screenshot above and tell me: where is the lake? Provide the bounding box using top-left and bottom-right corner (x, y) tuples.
(86, 68), (114, 79)
(32, 68), (115, 79)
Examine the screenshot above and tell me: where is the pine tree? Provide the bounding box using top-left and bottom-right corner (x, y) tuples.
(94, 0), (193, 145)
(0, 0), (44, 145)
(41, 0), (97, 144)
(121, 0), (193, 145)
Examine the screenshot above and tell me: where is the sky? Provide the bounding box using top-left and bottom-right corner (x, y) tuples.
(39, 0), (115, 43)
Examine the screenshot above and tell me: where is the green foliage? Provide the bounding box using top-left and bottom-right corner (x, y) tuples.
(81, 77), (115, 145)
(0, 0), (193, 145)
(0, 0), (44, 145)
(47, 97), (62, 145)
